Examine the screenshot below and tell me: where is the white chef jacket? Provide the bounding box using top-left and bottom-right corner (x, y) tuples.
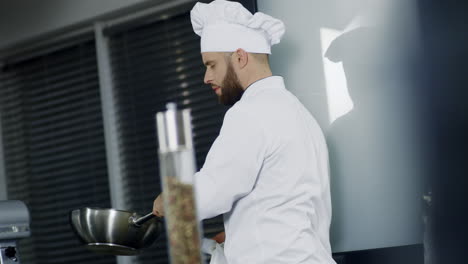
(194, 76), (335, 264)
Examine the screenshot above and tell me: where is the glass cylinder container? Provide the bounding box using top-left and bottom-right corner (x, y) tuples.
(155, 103), (203, 264)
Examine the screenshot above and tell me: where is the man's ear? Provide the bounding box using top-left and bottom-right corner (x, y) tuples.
(234, 48), (249, 69)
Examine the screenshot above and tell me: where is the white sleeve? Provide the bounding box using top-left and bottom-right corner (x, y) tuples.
(194, 107), (266, 220)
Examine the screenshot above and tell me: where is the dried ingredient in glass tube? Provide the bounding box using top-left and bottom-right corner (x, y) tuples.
(163, 176), (202, 264)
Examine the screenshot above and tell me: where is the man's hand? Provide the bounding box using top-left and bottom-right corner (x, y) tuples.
(211, 231), (225, 244)
(153, 194), (164, 217)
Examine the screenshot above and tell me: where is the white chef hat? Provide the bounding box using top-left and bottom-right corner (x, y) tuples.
(190, 0), (285, 54)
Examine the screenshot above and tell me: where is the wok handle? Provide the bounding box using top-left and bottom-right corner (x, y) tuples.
(132, 212), (157, 227)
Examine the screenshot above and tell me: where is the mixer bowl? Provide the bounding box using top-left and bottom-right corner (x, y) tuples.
(69, 207), (162, 255)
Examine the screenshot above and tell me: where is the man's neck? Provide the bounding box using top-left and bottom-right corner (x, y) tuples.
(242, 68), (273, 90)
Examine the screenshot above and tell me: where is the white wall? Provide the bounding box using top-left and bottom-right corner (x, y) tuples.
(0, 0), (146, 49)
(258, 0), (424, 253)
(258, 0), (360, 129)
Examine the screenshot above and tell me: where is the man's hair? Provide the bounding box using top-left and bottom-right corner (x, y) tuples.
(224, 52), (269, 65)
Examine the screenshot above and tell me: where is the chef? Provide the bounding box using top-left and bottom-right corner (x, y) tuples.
(153, 0), (336, 263)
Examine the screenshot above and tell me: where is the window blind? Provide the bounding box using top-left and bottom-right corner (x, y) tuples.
(0, 39), (115, 264)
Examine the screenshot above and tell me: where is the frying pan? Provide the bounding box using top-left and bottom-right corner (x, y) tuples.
(69, 207), (162, 255)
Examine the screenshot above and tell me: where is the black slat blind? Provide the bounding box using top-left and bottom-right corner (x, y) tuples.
(0, 40), (115, 264)
(107, 9), (227, 264)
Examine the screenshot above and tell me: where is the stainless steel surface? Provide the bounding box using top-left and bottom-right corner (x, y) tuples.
(130, 212), (156, 227)
(156, 102), (194, 153)
(85, 243), (138, 255)
(1, 241), (20, 264)
(0, 200), (30, 264)
(69, 207), (162, 255)
(0, 200), (30, 240)
(156, 103), (197, 184)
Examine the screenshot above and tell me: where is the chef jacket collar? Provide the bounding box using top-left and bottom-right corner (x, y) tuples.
(241, 75), (285, 100)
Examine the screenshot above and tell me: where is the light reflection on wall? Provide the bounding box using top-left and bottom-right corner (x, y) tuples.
(320, 27), (353, 125)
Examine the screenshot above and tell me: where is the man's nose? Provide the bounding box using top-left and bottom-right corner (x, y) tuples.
(204, 70), (212, 85)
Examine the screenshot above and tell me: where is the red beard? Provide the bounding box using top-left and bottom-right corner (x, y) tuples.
(219, 62), (244, 106)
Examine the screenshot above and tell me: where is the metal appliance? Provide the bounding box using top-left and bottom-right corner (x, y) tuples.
(69, 207), (162, 255)
(0, 200), (30, 264)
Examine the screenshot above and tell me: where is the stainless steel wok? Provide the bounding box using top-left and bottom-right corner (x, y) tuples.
(69, 207), (162, 255)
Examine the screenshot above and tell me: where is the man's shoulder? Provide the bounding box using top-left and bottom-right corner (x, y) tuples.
(224, 101), (257, 123)
(218, 102), (266, 138)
